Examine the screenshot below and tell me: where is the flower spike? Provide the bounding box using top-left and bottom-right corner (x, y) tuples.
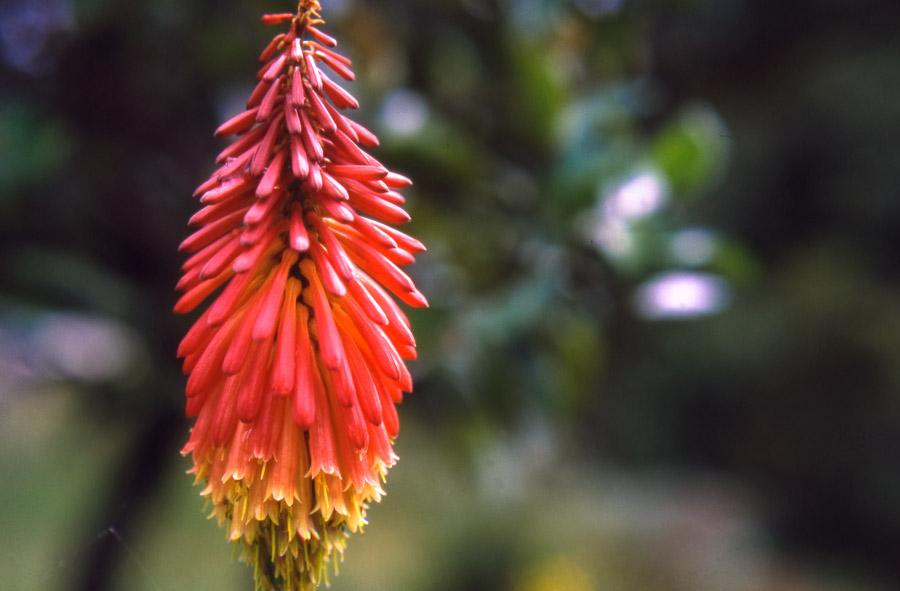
(175, 3), (426, 589)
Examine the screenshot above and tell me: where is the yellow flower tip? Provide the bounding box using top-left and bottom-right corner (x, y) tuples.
(242, 516), (350, 591)
(194, 452), (382, 591)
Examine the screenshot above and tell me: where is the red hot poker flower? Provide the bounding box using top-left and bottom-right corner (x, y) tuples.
(175, 2), (427, 589)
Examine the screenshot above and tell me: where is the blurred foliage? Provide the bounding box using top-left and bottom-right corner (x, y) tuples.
(1, 0), (899, 590)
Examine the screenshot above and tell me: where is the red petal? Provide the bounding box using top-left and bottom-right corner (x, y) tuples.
(256, 75), (283, 121)
(291, 67), (306, 107)
(300, 259), (345, 370)
(325, 102), (360, 144)
(233, 221), (285, 273)
(307, 26), (337, 48)
(290, 135), (310, 179)
(215, 108), (259, 137)
(305, 162), (324, 192)
(332, 129), (370, 163)
(309, 239), (347, 297)
(300, 109), (324, 161)
(216, 125), (266, 164)
(255, 149), (286, 198)
(308, 213), (355, 281)
(362, 275), (416, 348)
(348, 215), (398, 249)
(292, 305), (317, 428)
(212, 373), (241, 445)
(338, 386), (368, 451)
(304, 53), (322, 89)
(261, 13), (294, 26)
(185, 311), (241, 397)
(213, 146), (255, 179)
(343, 335), (382, 426)
(371, 220), (427, 252)
(317, 195), (354, 222)
(322, 75), (359, 110)
(290, 38), (304, 62)
(181, 229), (237, 272)
(328, 164), (387, 181)
(289, 203), (310, 252)
(222, 281), (270, 375)
(173, 267), (232, 314)
(328, 351), (356, 408)
(309, 90), (337, 134)
(199, 234), (243, 279)
(341, 231), (416, 293)
(207, 264), (261, 326)
(262, 53), (288, 82)
(272, 278), (300, 396)
(307, 354), (338, 475)
(240, 213), (275, 246)
(341, 299), (401, 381)
(384, 172), (413, 189)
(285, 101), (303, 134)
(383, 247), (416, 267)
(249, 390), (283, 460)
(244, 184), (285, 225)
(321, 172), (350, 201)
(314, 45), (352, 68)
(252, 250), (299, 341)
(381, 391), (400, 438)
(250, 114), (283, 175)
(348, 119), (380, 147)
(178, 308), (214, 358)
(236, 341), (271, 422)
(246, 78), (272, 109)
(199, 175), (252, 204)
(348, 189), (411, 224)
(347, 279), (389, 326)
(315, 50), (355, 81)
(258, 33), (286, 63)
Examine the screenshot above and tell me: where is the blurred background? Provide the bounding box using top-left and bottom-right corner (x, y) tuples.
(1, 0), (899, 590)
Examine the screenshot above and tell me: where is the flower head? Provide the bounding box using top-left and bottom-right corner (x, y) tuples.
(175, 3), (426, 589)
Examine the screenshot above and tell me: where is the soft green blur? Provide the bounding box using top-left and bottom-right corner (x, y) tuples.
(1, 1), (899, 590)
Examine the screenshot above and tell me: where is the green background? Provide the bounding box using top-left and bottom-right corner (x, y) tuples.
(1, 0), (899, 589)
